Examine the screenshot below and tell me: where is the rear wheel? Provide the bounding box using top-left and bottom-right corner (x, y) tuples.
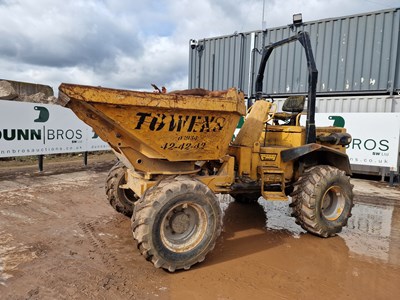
(290, 165), (354, 237)
(132, 176), (222, 272)
(105, 161), (139, 217)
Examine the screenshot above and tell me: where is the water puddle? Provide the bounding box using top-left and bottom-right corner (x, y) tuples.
(340, 202), (399, 265)
(221, 193), (400, 267)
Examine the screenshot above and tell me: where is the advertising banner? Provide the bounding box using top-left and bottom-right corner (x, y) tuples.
(0, 100), (110, 158)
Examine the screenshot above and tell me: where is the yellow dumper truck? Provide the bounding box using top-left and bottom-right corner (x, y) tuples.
(55, 31), (353, 272)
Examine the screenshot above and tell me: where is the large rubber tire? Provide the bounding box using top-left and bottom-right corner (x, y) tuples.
(131, 176), (222, 272)
(290, 165), (354, 237)
(231, 192), (260, 204)
(105, 161), (139, 217)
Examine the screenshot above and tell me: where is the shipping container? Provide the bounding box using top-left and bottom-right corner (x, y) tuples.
(189, 8), (400, 98)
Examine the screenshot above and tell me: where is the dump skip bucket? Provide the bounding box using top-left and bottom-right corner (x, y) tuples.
(58, 84), (245, 165)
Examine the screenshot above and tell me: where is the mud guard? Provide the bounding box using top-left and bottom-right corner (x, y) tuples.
(281, 143), (352, 175)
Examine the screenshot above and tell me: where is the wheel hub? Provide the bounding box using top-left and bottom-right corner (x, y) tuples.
(321, 185), (345, 221)
(170, 212), (191, 234)
(160, 202), (208, 253)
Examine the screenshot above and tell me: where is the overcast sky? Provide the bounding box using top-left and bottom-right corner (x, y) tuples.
(1, 0), (399, 92)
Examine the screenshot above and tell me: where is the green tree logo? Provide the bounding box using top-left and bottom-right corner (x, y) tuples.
(328, 116), (345, 127)
(34, 106), (49, 123)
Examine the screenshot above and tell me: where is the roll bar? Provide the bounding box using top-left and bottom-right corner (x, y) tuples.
(254, 31), (318, 144)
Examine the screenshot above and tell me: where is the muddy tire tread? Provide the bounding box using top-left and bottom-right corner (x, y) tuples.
(132, 176), (222, 272)
(290, 165), (354, 238)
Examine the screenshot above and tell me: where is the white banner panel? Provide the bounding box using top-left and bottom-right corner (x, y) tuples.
(0, 100), (110, 157)
(313, 113), (400, 170)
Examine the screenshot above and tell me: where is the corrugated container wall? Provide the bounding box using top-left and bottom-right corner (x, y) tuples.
(189, 8), (400, 98)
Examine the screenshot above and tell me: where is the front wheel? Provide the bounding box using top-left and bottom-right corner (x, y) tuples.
(132, 176), (222, 272)
(290, 165), (354, 237)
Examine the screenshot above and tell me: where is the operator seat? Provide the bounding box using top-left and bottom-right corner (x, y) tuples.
(273, 95), (305, 125)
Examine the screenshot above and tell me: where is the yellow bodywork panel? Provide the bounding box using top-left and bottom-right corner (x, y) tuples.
(233, 101), (273, 147)
(126, 156), (236, 197)
(263, 124), (348, 151)
(258, 146), (295, 182)
(58, 84), (246, 173)
(228, 146), (252, 176)
(263, 125), (305, 148)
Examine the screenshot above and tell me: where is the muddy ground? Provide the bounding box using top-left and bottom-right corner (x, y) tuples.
(0, 154), (399, 299)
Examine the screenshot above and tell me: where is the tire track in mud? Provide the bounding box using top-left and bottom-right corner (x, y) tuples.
(75, 217), (168, 299)
(78, 219), (120, 271)
(22, 218), (135, 300)
(76, 218), (144, 298)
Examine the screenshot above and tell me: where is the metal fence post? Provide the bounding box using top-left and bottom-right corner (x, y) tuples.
(84, 152), (88, 166)
(38, 155), (44, 172)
